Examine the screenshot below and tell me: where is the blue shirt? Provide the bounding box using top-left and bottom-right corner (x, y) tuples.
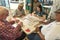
(35, 11), (46, 17)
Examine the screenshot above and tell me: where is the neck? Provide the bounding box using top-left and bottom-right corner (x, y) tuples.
(34, 1), (37, 3)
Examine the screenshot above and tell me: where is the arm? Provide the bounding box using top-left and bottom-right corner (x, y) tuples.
(0, 21), (22, 40)
(37, 15), (46, 22)
(13, 21), (23, 34)
(36, 27), (45, 40)
(23, 9), (25, 15)
(13, 9), (17, 17)
(37, 31), (45, 40)
(21, 9), (25, 17)
(40, 15), (46, 21)
(32, 11), (37, 16)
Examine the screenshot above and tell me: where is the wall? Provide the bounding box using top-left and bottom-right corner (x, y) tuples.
(10, 0), (26, 10)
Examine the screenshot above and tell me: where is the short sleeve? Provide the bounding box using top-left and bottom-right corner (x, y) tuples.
(45, 25), (60, 40)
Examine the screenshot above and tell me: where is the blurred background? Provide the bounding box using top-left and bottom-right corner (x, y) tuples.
(0, 0), (53, 13)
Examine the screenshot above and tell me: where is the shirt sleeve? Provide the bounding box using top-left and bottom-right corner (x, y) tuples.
(41, 21), (55, 36)
(22, 9), (25, 14)
(41, 23), (52, 36)
(0, 21), (21, 40)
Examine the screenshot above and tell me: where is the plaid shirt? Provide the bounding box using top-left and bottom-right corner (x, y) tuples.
(0, 20), (21, 40)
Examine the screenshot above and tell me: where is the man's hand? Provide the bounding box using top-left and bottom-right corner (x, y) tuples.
(35, 27), (40, 33)
(18, 21), (23, 27)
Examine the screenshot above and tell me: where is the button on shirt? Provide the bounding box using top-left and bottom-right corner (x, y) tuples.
(41, 21), (60, 40)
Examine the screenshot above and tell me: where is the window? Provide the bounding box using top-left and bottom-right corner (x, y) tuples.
(10, 0), (19, 3)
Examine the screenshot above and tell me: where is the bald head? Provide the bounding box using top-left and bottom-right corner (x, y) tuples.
(0, 6), (9, 19)
(0, 6), (9, 15)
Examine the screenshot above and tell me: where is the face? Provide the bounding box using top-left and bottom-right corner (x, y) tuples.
(37, 7), (41, 12)
(0, 11), (9, 19)
(34, 0), (38, 2)
(56, 13), (60, 21)
(18, 6), (23, 10)
(3, 13), (9, 19)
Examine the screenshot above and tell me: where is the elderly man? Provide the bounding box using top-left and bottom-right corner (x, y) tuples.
(41, 9), (60, 40)
(0, 6), (23, 40)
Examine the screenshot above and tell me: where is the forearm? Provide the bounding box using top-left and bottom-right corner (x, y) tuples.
(37, 31), (45, 40)
(14, 21), (23, 33)
(14, 24), (21, 34)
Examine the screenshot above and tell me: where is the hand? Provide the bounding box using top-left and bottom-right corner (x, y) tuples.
(32, 13), (37, 16)
(35, 27), (40, 32)
(18, 21), (23, 27)
(16, 21), (23, 31)
(12, 18), (20, 23)
(15, 20), (20, 23)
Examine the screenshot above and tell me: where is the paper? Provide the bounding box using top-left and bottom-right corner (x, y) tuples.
(12, 23), (18, 28)
(21, 14), (40, 34)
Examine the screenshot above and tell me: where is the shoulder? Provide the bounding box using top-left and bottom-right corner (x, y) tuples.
(36, 2), (41, 5)
(42, 21), (55, 31)
(0, 20), (14, 28)
(46, 21), (56, 26)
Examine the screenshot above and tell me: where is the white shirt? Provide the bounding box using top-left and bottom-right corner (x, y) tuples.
(48, 0), (60, 19)
(41, 21), (55, 36)
(41, 21), (60, 40)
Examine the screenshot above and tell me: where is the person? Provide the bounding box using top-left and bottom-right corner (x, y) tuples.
(0, 6), (23, 40)
(33, 0), (41, 11)
(27, 5), (47, 40)
(28, 0), (41, 11)
(38, 9), (60, 40)
(32, 5), (47, 21)
(47, 0), (60, 22)
(13, 3), (25, 18)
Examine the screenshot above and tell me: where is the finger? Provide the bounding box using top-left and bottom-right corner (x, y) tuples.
(18, 22), (23, 27)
